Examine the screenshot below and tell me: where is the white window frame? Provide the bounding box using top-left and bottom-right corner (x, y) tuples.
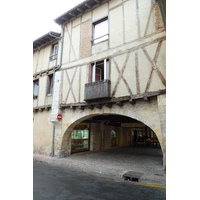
(92, 59), (109, 82)
(50, 43), (58, 60)
(52, 44), (58, 59)
(93, 17), (108, 44)
(33, 79), (39, 98)
(47, 74), (53, 95)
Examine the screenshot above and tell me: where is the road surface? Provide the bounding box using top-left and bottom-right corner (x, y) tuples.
(33, 159), (166, 200)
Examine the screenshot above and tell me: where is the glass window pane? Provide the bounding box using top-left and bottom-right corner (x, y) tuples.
(33, 80), (39, 96)
(94, 19), (108, 44)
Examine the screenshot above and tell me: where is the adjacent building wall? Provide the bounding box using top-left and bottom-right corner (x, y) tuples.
(33, 110), (53, 155)
(33, 37), (60, 155)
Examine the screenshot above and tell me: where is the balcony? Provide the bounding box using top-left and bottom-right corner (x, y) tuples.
(84, 80), (111, 101)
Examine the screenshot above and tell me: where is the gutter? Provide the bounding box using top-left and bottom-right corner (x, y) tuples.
(50, 26), (64, 157)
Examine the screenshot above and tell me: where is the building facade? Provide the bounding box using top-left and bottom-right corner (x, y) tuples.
(33, 0), (166, 170)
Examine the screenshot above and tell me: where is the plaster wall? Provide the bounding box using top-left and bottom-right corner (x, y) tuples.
(109, 5), (123, 48)
(139, 0), (154, 37)
(62, 24), (71, 64)
(109, 0), (122, 9)
(124, 0), (138, 43)
(38, 76), (47, 107)
(82, 11), (91, 23)
(92, 3), (108, 22)
(73, 17), (81, 27)
(33, 110), (53, 155)
(36, 46), (51, 73)
(33, 51), (39, 73)
(70, 25), (81, 61)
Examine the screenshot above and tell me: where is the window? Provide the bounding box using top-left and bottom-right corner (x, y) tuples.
(47, 74), (53, 95)
(91, 59), (109, 82)
(93, 17), (108, 44)
(71, 128), (89, 153)
(50, 43), (58, 60)
(33, 79), (39, 99)
(111, 129), (118, 147)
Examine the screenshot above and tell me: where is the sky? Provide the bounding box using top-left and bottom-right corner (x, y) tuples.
(32, 0), (84, 41)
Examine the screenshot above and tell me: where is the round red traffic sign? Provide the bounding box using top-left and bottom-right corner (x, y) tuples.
(57, 114), (62, 121)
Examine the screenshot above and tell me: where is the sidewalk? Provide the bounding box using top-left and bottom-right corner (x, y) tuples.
(33, 146), (166, 185)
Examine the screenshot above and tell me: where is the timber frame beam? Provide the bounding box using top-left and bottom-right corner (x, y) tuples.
(60, 89), (166, 110)
(33, 105), (51, 112)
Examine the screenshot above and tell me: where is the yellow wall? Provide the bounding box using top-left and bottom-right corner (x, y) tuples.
(33, 110), (53, 155)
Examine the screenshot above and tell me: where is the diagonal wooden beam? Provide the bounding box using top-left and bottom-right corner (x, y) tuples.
(142, 46), (166, 87)
(113, 57), (132, 95)
(143, 3), (154, 37)
(135, 50), (140, 94)
(65, 67), (77, 103)
(111, 53), (132, 97)
(66, 27), (77, 60)
(145, 41), (163, 92)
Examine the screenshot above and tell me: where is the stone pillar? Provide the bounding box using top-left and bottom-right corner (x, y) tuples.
(90, 123), (96, 151)
(90, 125), (94, 151)
(118, 127), (123, 147)
(157, 94), (166, 172)
(48, 71), (63, 157)
(100, 121), (105, 150)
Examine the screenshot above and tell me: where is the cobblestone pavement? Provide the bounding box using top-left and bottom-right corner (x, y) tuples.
(33, 146), (166, 185)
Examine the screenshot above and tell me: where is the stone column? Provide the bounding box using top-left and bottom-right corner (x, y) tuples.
(48, 71), (63, 157)
(100, 121), (105, 150)
(157, 94), (166, 173)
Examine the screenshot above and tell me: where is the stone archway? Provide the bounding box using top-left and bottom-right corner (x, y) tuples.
(58, 99), (164, 160)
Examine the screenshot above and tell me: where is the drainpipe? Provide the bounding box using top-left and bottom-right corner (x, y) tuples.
(50, 26), (64, 157)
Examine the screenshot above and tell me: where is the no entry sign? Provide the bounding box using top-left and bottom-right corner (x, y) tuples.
(57, 114), (62, 121)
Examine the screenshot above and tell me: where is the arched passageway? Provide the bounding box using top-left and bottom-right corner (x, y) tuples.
(60, 113), (163, 161)
(59, 113), (164, 180)
(57, 99), (165, 171)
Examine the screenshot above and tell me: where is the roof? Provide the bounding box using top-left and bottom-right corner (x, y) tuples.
(33, 32), (61, 50)
(54, 0), (106, 25)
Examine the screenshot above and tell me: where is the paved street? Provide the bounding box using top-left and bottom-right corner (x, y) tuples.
(34, 146), (166, 185)
(33, 159), (166, 200)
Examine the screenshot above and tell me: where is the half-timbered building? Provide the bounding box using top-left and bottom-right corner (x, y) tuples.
(33, 0), (166, 170)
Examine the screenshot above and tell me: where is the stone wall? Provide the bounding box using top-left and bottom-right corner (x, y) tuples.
(157, 94), (166, 171)
(33, 110), (53, 155)
(53, 96), (165, 170)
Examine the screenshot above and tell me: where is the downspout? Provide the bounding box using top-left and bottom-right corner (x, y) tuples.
(50, 26), (64, 157)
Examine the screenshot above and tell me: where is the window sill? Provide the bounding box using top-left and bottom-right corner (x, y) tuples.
(92, 39), (109, 46)
(47, 94), (52, 97)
